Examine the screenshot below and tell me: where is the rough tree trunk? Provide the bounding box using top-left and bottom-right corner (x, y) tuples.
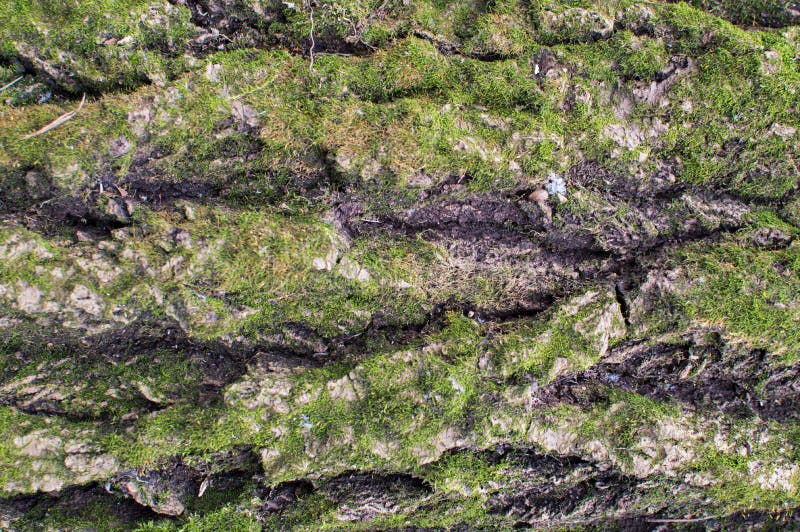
(1, 0), (799, 529)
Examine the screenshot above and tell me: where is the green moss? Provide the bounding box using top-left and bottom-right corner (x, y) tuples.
(677, 236), (800, 359)
(180, 506), (261, 532)
(612, 31), (668, 81)
(689, 421), (800, 512)
(2, 0), (800, 527)
(685, 0), (798, 27)
(459, 8), (535, 58)
(496, 289), (625, 383)
(656, 11), (800, 198)
(422, 450), (506, 495)
(0, 0), (194, 93)
(575, 389), (680, 449)
(4, 2), (796, 204)
(0, 227), (62, 290)
(0, 407), (45, 487)
(101, 403), (253, 466)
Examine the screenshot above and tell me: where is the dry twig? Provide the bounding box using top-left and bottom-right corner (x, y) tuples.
(22, 93), (86, 139)
(308, 1), (316, 74)
(0, 76), (23, 93)
(646, 516), (717, 523)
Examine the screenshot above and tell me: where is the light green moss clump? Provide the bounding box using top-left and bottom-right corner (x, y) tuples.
(679, 238), (800, 359)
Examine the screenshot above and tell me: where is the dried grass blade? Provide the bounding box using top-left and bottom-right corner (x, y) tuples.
(22, 93), (86, 139)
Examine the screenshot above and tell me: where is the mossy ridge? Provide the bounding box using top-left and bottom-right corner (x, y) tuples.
(0, 207), (436, 342)
(654, 217), (800, 360)
(690, 416), (800, 510)
(1, 285), (798, 524)
(0, 0), (194, 96)
(0, 320), (226, 422)
(2, 2), (797, 210)
(681, 0), (800, 28)
(73, 292), (613, 467)
(0, 405), (113, 495)
(93, 292), (796, 511)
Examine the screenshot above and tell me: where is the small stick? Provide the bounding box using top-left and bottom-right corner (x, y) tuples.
(113, 184), (128, 197)
(0, 76), (23, 92)
(308, 1), (316, 74)
(22, 93), (86, 139)
(646, 516), (717, 523)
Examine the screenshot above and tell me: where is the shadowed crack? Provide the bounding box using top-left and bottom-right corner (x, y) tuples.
(0, 482), (162, 528)
(529, 330), (800, 423)
(0, 319), (249, 421)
